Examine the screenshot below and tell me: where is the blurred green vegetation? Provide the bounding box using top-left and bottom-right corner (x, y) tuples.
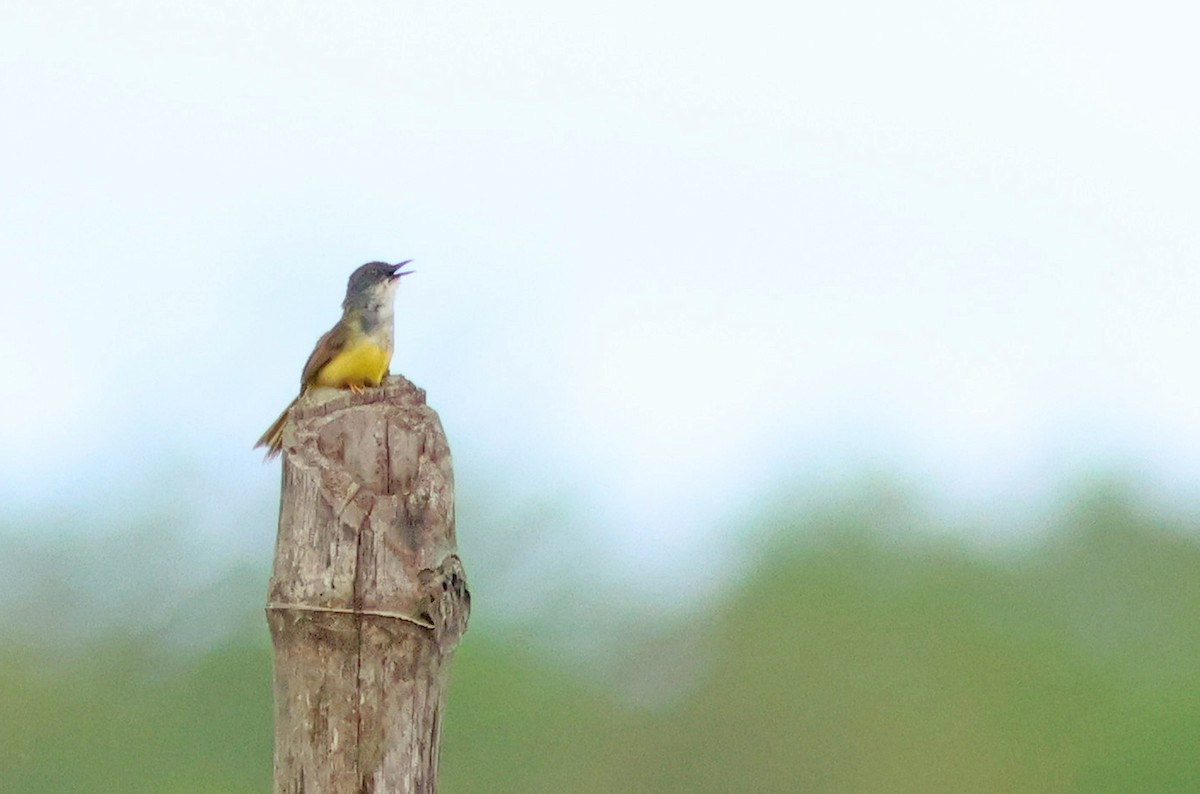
(2, 486), (1199, 792)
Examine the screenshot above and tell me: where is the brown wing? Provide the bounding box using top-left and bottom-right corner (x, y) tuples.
(299, 321), (351, 388)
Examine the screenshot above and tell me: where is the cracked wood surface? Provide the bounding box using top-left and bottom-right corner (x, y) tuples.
(267, 376), (469, 794)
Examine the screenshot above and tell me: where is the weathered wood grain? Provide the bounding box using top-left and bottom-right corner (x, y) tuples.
(266, 376), (469, 794)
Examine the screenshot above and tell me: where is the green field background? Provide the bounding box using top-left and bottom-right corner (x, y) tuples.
(3, 484), (1198, 793)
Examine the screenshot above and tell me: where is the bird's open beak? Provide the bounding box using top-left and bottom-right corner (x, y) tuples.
(390, 260), (415, 279)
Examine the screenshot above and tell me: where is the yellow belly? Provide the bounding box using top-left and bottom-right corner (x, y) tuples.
(313, 341), (391, 389)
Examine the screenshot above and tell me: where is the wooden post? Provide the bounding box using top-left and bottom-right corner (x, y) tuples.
(266, 376), (469, 794)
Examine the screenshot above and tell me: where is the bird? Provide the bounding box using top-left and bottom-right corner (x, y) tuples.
(255, 260), (414, 459)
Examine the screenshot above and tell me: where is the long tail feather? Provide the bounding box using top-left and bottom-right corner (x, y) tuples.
(254, 397), (299, 460)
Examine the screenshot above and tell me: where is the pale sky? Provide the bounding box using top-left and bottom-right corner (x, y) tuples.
(3, 1), (1200, 573)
